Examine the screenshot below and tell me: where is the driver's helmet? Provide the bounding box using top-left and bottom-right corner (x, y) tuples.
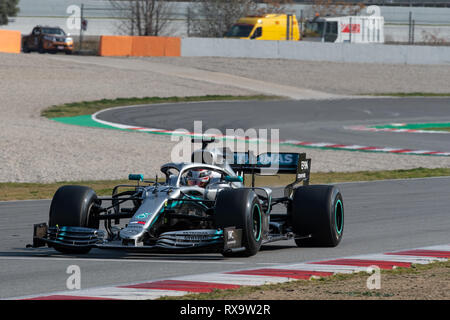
(186, 168), (213, 188)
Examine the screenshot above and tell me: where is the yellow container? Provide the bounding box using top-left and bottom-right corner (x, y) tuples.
(225, 14), (300, 41)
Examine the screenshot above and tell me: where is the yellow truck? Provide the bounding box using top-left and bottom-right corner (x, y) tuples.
(225, 14), (300, 41)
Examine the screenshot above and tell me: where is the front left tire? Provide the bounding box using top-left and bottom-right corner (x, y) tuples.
(215, 189), (263, 257)
(49, 185), (100, 254)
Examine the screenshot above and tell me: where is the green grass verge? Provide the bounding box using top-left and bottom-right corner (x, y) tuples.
(0, 179), (129, 201)
(157, 260), (450, 300)
(41, 95), (282, 118)
(372, 122), (450, 130)
(2, 167), (450, 201)
(362, 92), (450, 97)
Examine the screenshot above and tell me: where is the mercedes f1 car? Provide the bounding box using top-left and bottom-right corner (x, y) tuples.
(32, 139), (344, 257)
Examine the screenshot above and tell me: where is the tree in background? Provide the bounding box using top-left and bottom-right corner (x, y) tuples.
(109, 0), (173, 36)
(262, 0), (294, 14)
(310, 0), (365, 17)
(187, 0), (293, 38)
(187, 0), (257, 38)
(0, 0), (20, 26)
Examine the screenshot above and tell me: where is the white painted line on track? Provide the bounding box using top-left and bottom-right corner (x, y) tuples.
(341, 253), (447, 264)
(66, 287), (189, 300)
(177, 273), (291, 286)
(273, 263), (367, 274)
(418, 244), (450, 251)
(346, 125), (450, 135)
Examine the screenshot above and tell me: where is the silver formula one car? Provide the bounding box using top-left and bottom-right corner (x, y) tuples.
(32, 139), (344, 257)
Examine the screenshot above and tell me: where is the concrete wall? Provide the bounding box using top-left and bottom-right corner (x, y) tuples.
(99, 36), (181, 57)
(181, 38), (450, 65)
(0, 30), (21, 53)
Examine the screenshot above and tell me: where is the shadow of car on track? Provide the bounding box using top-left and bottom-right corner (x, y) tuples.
(260, 244), (297, 252)
(5, 248), (233, 261)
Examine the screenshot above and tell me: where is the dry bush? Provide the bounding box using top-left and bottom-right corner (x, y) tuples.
(109, 0), (173, 36)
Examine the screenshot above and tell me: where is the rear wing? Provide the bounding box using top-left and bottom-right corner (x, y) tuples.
(189, 138), (311, 190)
(229, 151), (311, 187)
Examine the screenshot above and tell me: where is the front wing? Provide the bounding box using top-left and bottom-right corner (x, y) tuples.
(33, 224), (244, 254)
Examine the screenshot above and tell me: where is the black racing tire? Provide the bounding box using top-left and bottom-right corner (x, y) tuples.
(22, 42), (30, 53)
(290, 185), (344, 247)
(38, 42), (45, 54)
(49, 185), (99, 254)
(215, 189), (263, 257)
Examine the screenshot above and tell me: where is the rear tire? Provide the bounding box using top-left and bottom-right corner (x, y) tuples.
(49, 185), (99, 254)
(215, 189), (263, 257)
(290, 185), (344, 247)
(22, 42), (30, 53)
(38, 42), (45, 54)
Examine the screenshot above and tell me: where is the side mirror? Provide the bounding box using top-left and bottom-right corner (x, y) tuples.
(224, 175), (243, 183)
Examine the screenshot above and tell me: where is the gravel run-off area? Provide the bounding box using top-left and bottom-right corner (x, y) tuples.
(1, 52), (450, 183)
